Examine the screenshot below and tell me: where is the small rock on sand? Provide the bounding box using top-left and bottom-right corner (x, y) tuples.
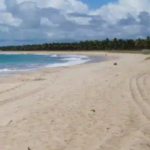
(91, 109), (96, 112)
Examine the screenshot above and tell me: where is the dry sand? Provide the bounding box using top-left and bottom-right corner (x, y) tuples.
(0, 52), (150, 150)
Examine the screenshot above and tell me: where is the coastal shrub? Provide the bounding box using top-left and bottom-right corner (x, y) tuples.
(145, 57), (150, 60)
(142, 49), (150, 55)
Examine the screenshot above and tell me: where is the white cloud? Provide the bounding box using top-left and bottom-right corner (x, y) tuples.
(16, 0), (89, 13)
(40, 18), (59, 27)
(0, 12), (22, 27)
(0, 0), (150, 45)
(92, 0), (150, 23)
(0, 0), (6, 11)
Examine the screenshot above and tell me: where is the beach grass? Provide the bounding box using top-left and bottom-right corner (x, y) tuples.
(105, 50), (150, 54)
(142, 50), (150, 55)
(106, 50), (142, 54)
(145, 57), (150, 60)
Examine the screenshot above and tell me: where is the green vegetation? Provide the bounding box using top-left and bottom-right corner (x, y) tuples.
(1, 37), (150, 51)
(106, 50), (142, 54)
(145, 57), (150, 60)
(142, 50), (150, 55)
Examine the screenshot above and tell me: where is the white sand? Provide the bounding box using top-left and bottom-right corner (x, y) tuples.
(0, 52), (150, 150)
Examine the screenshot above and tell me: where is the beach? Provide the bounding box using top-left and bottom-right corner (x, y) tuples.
(0, 52), (150, 150)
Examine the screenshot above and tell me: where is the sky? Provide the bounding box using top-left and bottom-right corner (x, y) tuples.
(80, 0), (117, 9)
(0, 0), (150, 46)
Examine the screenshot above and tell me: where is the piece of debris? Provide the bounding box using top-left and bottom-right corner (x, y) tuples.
(147, 144), (150, 147)
(91, 109), (96, 112)
(107, 127), (110, 131)
(7, 120), (13, 126)
(28, 147), (31, 150)
(114, 63), (117, 65)
(33, 78), (45, 81)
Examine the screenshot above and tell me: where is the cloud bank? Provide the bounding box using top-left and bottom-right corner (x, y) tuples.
(0, 0), (150, 45)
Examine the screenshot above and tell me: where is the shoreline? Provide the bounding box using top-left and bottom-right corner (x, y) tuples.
(0, 52), (109, 78)
(0, 52), (150, 150)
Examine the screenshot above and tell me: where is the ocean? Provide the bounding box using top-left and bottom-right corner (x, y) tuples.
(0, 53), (91, 76)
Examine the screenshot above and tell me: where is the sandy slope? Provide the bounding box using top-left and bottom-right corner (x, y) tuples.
(0, 52), (150, 150)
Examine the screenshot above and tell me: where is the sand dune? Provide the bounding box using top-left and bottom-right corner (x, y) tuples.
(0, 52), (150, 150)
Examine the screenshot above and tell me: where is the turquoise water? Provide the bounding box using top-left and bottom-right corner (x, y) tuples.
(0, 53), (91, 76)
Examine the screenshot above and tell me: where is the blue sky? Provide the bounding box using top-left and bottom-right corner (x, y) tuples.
(80, 0), (117, 9)
(0, 0), (150, 46)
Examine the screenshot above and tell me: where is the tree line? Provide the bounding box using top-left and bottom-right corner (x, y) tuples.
(1, 37), (150, 51)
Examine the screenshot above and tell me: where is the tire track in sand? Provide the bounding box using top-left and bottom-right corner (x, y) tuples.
(129, 72), (150, 121)
(0, 72), (45, 95)
(0, 73), (59, 106)
(98, 72), (150, 150)
(0, 84), (46, 105)
(136, 73), (150, 106)
(0, 83), (25, 95)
